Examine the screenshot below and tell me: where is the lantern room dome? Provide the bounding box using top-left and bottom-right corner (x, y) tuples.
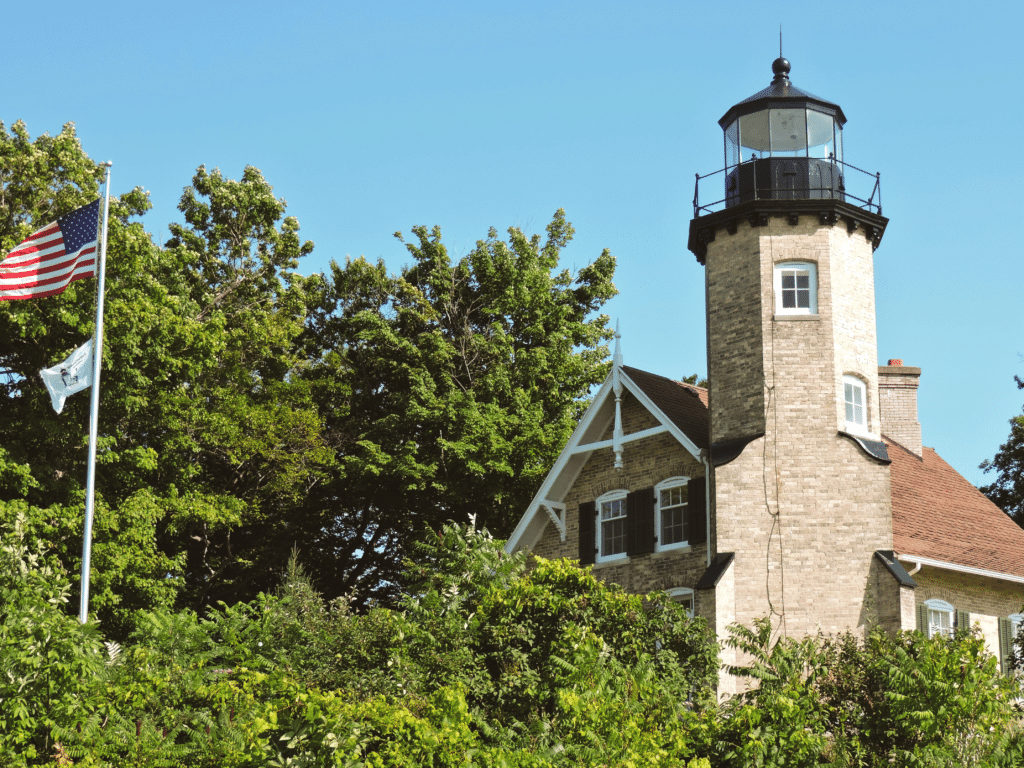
(720, 58), (847, 133)
(720, 58), (846, 163)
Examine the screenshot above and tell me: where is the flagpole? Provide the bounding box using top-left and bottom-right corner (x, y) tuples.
(79, 163), (112, 624)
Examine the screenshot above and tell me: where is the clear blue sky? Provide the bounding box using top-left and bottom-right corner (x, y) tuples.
(9, 0), (1023, 489)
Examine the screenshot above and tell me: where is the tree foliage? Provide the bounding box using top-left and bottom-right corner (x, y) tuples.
(294, 214), (616, 605)
(0, 120), (617, 633)
(981, 374), (1024, 526)
(4, 510), (1022, 767)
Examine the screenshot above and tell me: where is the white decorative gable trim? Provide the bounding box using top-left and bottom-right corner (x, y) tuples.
(505, 334), (703, 554)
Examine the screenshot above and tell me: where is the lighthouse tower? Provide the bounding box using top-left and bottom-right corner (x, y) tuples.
(688, 58), (900, 653)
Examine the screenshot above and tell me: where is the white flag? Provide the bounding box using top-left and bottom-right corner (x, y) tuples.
(40, 339), (93, 414)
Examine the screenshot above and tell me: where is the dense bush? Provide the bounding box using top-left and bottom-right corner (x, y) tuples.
(1, 514), (1021, 766)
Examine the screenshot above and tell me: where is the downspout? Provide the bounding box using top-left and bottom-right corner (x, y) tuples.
(906, 560), (922, 577)
(702, 452), (712, 568)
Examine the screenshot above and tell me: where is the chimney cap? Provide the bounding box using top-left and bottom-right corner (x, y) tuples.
(887, 359), (903, 366)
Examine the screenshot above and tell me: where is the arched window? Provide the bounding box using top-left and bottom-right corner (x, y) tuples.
(595, 490), (629, 563)
(665, 587), (694, 617)
(655, 477), (690, 552)
(773, 261), (817, 315)
(843, 375), (868, 435)
(922, 598), (954, 638)
(1000, 613), (1023, 674)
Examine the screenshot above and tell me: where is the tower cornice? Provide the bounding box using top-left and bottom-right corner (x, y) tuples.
(687, 198), (888, 264)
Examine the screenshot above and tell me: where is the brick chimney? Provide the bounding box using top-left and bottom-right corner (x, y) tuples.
(877, 359), (922, 457)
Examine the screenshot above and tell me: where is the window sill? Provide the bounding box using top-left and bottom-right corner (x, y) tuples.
(593, 556), (629, 569)
(773, 313), (820, 322)
(653, 544), (698, 558)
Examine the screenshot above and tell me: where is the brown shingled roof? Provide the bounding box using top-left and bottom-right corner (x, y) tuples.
(621, 366), (709, 450)
(888, 438), (1024, 580)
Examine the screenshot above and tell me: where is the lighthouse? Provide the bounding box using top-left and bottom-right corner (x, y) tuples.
(689, 58), (896, 652)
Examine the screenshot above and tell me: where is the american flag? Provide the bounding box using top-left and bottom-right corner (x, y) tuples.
(0, 200), (101, 301)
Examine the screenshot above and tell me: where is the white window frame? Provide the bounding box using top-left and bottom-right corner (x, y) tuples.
(595, 489), (629, 564)
(924, 598), (954, 639)
(1011, 613), (1024, 637)
(843, 375), (869, 435)
(665, 587), (694, 617)
(655, 477), (690, 553)
(773, 261), (817, 315)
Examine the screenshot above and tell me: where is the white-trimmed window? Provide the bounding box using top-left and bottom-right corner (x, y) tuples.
(596, 490), (628, 563)
(666, 587), (694, 617)
(843, 375), (868, 435)
(656, 477), (690, 552)
(924, 599), (954, 638)
(774, 262), (817, 315)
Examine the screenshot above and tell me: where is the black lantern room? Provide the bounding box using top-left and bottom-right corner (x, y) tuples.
(720, 58), (845, 206)
(688, 57), (886, 263)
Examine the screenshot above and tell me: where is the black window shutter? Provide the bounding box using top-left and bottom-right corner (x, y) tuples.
(578, 501), (597, 565)
(956, 609), (970, 632)
(916, 603), (928, 634)
(687, 478), (707, 545)
(998, 617), (1013, 674)
(626, 488), (655, 557)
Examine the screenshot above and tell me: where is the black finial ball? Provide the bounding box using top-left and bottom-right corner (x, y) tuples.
(772, 57), (791, 78)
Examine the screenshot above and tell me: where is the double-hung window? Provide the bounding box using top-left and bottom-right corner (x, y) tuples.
(774, 262), (817, 315)
(596, 490), (628, 563)
(656, 477), (690, 552)
(579, 481), (707, 566)
(843, 375), (868, 435)
(917, 599), (957, 639)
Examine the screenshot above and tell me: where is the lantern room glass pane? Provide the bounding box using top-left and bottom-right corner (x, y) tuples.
(806, 109), (836, 158)
(769, 109), (807, 156)
(738, 110), (770, 157)
(725, 119), (740, 168)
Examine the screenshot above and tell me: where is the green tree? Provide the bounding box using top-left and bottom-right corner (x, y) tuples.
(0, 122), (329, 634)
(980, 374), (1024, 527)
(295, 213), (616, 605)
(0, 120), (616, 629)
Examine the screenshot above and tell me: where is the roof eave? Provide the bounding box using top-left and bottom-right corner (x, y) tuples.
(896, 553), (1024, 586)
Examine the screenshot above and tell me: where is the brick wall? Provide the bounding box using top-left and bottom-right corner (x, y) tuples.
(705, 223), (765, 442)
(912, 568), (1024, 659)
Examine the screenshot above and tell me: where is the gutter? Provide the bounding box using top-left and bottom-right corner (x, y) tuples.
(896, 554), (1024, 585)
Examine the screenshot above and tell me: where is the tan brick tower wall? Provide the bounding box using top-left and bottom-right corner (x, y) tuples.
(827, 225), (883, 435)
(704, 213), (896, 642)
(705, 222), (766, 443)
(878, 364), (922, 456)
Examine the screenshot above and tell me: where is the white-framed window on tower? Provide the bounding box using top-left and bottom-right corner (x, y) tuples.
(773, 261), (817, 315)
(655, 477), (690, 552)
(595, 490), (629, 564)
(843, 375), (868, 435)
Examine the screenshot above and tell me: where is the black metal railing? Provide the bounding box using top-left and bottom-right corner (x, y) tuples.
(692, 156), (881, 218)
